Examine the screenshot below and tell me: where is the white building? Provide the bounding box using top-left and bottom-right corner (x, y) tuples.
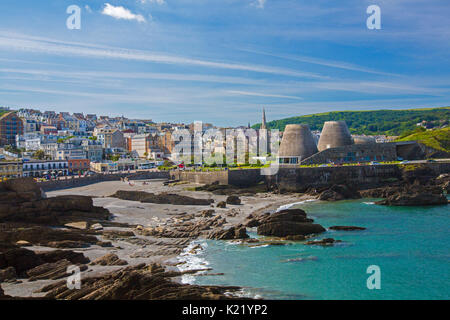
(23, 160), (69, 177)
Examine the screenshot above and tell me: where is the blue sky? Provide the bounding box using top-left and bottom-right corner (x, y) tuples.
(0, 0), (449, 126)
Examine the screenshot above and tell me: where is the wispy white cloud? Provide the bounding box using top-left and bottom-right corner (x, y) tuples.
(226, 90), (303, 100)
(240, 48), (398, 77)
(0, 31), (327, 79)
(139, 0), (165, 4)
(102, 3), (146, 23)
(252, 0), (266, 9)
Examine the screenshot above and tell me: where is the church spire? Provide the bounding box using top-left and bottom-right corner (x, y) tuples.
(261, 108), (267, 130)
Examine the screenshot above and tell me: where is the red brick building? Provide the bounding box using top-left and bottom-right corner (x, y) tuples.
(68, 159), (90, 174)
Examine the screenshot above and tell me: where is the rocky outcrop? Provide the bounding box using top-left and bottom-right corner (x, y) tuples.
(0, 225), (100, 249)
(216, 201), (226, 208)
(102, 230), (135, 240)
(0, 246), (90, 278)
(38, 263), (241, 300)
(0, 248), (43, 276)
(198, 210), (215, 218)
(27, 259), (88, 281)
(194, 182), (268, 196)
(226, 195), (241, 205)
(329, 226), (366, 231)
(257, 209), (325, 237)
(361, 179), (449, 205)
(111, 190), (214, 206)
(317, 185), (361, 201)
(377, 192), (448, 206)
(0, 267), (17, 282)
(137, 215), (227, 239)
(37, 250), (90, 265)
(91, 253), (127, 266)
(207, 225), (249, 240)
(0, 178), (110, 225)
(305, 238), (342, 246)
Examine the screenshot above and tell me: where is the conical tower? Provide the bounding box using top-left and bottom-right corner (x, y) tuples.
(279, 124), (318, 164)
(317, 121), (353, 151)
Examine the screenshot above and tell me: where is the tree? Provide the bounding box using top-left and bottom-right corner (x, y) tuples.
(33, 150), (46, 160)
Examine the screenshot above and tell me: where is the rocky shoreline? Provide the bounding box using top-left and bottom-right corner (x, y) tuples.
(0, 178), (307, 299)
(1, 170), (448, 300)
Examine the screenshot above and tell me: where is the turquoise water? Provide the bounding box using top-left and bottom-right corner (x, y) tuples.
(192, 199), (450, 299)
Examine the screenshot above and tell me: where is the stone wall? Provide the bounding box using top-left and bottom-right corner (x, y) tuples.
(39, 171), (169, 191)
(172, 162), (450, 191)
(301, 142), (398, 165)
(268, 165), (402, 192)
(170, 170), (229, 185)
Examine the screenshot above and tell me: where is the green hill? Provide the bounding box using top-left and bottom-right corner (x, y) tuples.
(253, 107), (450, 135)
(396, 127), (450, 153)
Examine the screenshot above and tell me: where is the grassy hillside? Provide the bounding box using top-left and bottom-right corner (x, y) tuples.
(396, 127), (450, 153)
(253, 107), (450, 135)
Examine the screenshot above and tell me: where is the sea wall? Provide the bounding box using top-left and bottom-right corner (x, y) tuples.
(39, 171), (169, 191)
(301, 142), (398, 165)
(172, 162), (450, 191)
(269, 165), (401, 192)
(170, 170), (229, 185)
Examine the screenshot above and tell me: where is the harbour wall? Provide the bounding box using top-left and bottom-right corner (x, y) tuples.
(171, 162), (450, 191)
(39, 171), (169, 191)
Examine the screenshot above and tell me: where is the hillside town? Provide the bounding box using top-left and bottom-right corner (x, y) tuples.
(0, 105), (441, 180)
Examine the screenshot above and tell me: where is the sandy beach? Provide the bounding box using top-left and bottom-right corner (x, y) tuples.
(2, 179), (313, 298)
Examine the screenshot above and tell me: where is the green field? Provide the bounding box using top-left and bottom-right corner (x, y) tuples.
(396, 127), (450, 153)
(253, 107), (450, 136)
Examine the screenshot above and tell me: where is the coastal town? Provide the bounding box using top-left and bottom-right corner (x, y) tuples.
(0, 0), (449, 309)
(1, 105), (440, 181)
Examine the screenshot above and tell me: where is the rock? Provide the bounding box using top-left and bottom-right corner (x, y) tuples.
(305, 238), (342, 246)
(199, 210), (215, 218)
(284, 235), (306, 241)
(111, 190), (214, 206)
(65, 222), (88, 230)
(207, 225), (249, 240)
(102, 230), (135, 240)
(96, 241), (113, 247)
(257, 209), (325, 237)
(90, 223), (103, 231)
(27, 259), (88, 281)
(216, 201), (227, 208)
(0, 266), (17, 282)
(244, 218), (261, 228)
(15, 240), (31, 247)
(0, 226), (99, 248)
(36, 250), (90, 265)
(377, 188), (448, 206)
(46, 240), (90, 249)
(0, 248), (43, 276)
(329, 226), (366, 231)
(318, 185), (361, 201)
(226, 196), (241, 205)
(39, 263), (241, 300)
(0, 178), (43, 201)
(91, 253), (128, 266)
